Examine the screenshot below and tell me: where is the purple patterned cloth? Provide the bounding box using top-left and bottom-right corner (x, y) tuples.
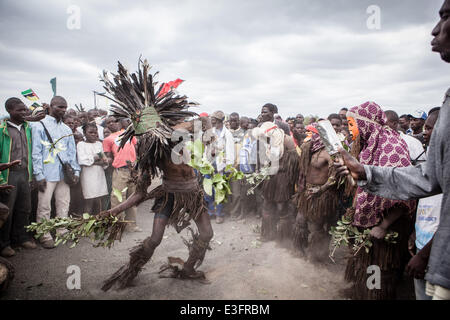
(350, 102), (416, 228)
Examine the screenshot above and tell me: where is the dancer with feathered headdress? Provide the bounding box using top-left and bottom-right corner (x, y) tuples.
(98, 58), (214, 291)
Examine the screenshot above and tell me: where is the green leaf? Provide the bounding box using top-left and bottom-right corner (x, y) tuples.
(215, 189), (226, 204)
(84, 220), (96, 233)
(82, 213), (90, 220)
(112, 188), (123, 203)
(203, 178), (213, 196)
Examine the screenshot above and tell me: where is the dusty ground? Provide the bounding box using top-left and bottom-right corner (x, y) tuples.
(1, 199), (355, 300)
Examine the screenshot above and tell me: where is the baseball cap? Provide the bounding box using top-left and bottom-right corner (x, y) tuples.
(409, 110), (427, 120)
(211, 110), (225, 121)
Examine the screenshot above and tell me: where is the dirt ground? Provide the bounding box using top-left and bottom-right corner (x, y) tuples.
(1, 178), (415, 300)
(1, 200), (358, 300)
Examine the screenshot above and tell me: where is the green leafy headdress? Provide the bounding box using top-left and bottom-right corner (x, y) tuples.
(99, 58), (198, 177)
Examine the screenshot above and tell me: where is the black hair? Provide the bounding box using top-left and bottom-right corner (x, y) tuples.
(275, 119), (290, 135)
(262, 103), (278, 114)
(229, 112), (239, 118)
(399, 114), (410, 120)
(428, 107), (441, 115)
(327, 113), (342, 123)
(5, 97), (23, 112)
(340, 107), (348, 112)
(384, 110), (399, 122)
(82, 122), (98, 134)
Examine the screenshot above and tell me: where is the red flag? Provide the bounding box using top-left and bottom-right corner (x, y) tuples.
(157, 78), (184, 98)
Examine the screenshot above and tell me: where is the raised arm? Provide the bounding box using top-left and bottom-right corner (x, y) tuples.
(335, 148), (441, 201)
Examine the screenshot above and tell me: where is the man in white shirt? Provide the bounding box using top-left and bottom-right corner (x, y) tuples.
(205, 110), (234, 224)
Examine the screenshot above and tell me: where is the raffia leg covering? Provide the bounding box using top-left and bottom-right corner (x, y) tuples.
(101, 237), (155, 291)
(181, 235), (211, 277)
(277, 213), (294, 242)
(292, 221), (309, 256)
(307, 229), (331, 263)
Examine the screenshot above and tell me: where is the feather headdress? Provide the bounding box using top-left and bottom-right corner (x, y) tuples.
(99, 58), (199, 177)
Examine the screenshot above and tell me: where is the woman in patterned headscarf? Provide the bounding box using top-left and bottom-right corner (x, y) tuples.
(344, 102), (416, 300)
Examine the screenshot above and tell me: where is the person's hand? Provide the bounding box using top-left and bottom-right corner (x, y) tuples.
(30, 179), (38, 191)
(37, 179), (47, 192)
(406, 254), (428, 279)
(99, 209), (113, 218)
(0, 184), (15, 194)
(370, 225), (387, 240)
(0, 160), (22, 172)
(93, 155), (100, 161)
(24, 111), (46, 122)
(334, 148), (366, 180)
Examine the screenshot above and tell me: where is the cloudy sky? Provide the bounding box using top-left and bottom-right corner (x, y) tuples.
(0, 0), (448, 119)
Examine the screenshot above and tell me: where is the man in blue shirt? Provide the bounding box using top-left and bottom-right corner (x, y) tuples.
(31, 96), (80, 249)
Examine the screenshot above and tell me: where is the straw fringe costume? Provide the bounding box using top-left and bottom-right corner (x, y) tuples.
(343, 102), (416, 300)
(256, 122), (299, 242)
(292, 125), (342, 260)
(99, 59), (212, 291)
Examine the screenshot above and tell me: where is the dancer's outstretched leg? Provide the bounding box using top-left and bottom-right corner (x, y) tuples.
(101, 215), (168, 291)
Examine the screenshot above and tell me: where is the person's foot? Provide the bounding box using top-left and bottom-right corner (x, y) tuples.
(215, 216), (224, 224)
(21, 241), (37, 250)
(41, 239), (55, 249)
(0, 246), (16, 257)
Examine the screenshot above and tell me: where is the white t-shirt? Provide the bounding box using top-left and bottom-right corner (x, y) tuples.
(400, 132), (426, 163)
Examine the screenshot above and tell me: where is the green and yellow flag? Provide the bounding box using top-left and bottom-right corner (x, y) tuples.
(21, 89), (40, 101)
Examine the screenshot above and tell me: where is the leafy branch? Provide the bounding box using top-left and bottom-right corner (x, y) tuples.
(26, 213), (130, 249)
(328, 215), (398, 263)
(41, 133), (74, 164)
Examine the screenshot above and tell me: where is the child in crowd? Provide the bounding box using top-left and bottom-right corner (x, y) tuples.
(76, 123), (109, 215)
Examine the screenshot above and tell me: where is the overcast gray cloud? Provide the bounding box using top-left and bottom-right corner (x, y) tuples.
(0, 0), (448, 119)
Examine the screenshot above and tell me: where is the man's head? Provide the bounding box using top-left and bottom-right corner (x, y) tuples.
(339, 108), (348, 120)
(49, 96), (68, 121)
(384, 110), (399, 131)
(66, 109), (77, 117)
(98, 109), (108, 117)
(87, 109), (99, 122)
(292, 119), (306, 144)
(398, 114), (410, 132)
(423, 110), (440, 145)
(120, 118), (131, 130)
(260, 103), (277, 122)
(105, 116), (120, 133)
(63, 115), (77, 132)
(248, 118), (258, 129)
(327, 113), (343, 133)
(410, 110), (427, 134)
(431, 0), (450, 63)
(78, 111), (88, 125)
(229, 112), (240, 130)
(211, 110), (225, 129)
(5, 97), (28, 124)
(296, 114), (304, 123)
(240, 116), (249, 130)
